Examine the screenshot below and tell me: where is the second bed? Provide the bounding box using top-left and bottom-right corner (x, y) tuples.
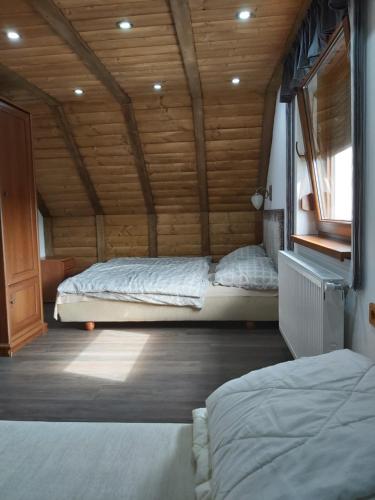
(54, 210), (284, 327)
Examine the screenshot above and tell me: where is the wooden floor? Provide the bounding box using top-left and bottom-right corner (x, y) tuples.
(0, 306), (292, 423)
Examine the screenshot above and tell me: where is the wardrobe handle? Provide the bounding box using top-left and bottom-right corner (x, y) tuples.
(10, 297), (16, 305)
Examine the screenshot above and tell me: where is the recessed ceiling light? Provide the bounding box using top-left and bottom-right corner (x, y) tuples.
(74, 88), (84, 96)
(153, 83), (162, 91)
(6, 30), (21, 41)
(117, 20), (133, 30)
(236, 9), (251, 21)
(232, 77), (240, 85)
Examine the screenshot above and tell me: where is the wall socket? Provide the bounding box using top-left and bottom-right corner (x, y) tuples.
(369, 303), (375, 327)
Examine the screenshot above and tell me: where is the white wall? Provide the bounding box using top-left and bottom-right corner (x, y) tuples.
(38, 211), (46, 259)
(265, 91), (287, 211)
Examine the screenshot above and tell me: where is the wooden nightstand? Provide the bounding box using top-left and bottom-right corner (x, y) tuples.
(41, 258), (75, 303)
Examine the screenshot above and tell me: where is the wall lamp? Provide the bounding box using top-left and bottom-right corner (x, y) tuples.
(250, 186), (272, 210)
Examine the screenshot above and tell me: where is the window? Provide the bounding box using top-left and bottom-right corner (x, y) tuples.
(298, 24), (352, 240)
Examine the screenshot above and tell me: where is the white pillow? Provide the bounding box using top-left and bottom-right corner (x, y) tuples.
(219, 245), (266, 266)
(214, 257), (278, 290)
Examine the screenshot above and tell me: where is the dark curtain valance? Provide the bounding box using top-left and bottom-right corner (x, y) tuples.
(280, 0), (348, 103)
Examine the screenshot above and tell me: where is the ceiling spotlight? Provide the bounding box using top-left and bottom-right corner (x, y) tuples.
(232, 77), (240, 85)
(153, 82), (162, 91)
(236, 9), (251, 21)
(117, 20), (133, 30)
(6, 30), (21, 41)
(74, 88), (84, 96)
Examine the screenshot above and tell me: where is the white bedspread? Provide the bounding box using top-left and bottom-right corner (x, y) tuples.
(57, 257), (210, 309)
(205, 349), (375, 500)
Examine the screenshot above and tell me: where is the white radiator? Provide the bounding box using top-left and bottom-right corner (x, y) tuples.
(279, 251), (345, 358)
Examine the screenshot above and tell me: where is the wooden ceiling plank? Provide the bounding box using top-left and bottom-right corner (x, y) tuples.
(28, 0), (129, 105)
(169, 0), (210, 255)
(28, 0), (157, 255)
(0, 62), (102, 215)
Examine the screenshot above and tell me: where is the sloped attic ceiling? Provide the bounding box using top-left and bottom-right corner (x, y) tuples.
(0, 0), (308, 265)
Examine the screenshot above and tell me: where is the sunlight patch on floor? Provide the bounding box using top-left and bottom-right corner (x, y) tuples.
(63, 330), (150, 382)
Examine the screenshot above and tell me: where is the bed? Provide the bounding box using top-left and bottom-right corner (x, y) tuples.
(1, 350), (374, 500)
(54, 210), (284, 327)
(193, 349), (375, 500)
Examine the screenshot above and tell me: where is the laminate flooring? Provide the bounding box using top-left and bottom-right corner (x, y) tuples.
(0, 305), (292, 422)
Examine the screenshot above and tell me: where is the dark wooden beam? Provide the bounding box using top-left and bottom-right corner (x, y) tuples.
(95, 215), (106, 262)
(148, 214), (158, 258)
(122, 103), (155, 216)
(52, 105), (103, 215)
(168, 0), (210, 255)
(29, 0), (129, 106)
(258, 0), (313, 188)
(37, 191), (50, 218)
(28, 0), (157, 256)
(0, 62), (57, 107)
(0, 63), (103, 216)
(43, 217), (54, 257)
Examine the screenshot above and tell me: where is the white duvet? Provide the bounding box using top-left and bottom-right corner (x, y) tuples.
(205, 349), (375, 500)
(57, 257), (210, 309)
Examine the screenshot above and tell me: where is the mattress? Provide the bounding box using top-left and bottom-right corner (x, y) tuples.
(55, 282), (278, 322)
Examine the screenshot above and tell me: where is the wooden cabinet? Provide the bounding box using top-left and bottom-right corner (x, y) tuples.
(0, 99), (45, 356)
(41, 257), (75, 302)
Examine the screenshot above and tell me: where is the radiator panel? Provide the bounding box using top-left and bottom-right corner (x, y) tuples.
(279, 251), (345, 358)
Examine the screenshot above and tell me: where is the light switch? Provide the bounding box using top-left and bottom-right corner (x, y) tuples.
(369, 303), (375, 328)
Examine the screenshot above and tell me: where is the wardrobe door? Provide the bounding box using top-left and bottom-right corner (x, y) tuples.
(0, 102), (39, 286)
(8, 276), (42, 343)
(0, 100), (43, 348)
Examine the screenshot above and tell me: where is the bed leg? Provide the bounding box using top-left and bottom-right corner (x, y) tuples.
(245, 321), (256, 330)
(84, 321), (95, 331)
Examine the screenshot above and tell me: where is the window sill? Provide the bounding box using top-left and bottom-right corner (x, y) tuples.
(291, 235), (351, 262)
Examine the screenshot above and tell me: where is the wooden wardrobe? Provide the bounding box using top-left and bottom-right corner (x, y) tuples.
(0, 99), (45, 356)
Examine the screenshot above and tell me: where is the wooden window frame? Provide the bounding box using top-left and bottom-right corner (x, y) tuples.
(297, 21), (352, 242)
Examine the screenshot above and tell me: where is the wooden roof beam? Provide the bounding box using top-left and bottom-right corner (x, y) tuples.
(258, 0), (313, 187)
(52, 105), (103, 215)
(169, 0), (210, 255)
(37, 191), (51, 218)
(28, 0), (157, 255)
(0, 63), (103, 216)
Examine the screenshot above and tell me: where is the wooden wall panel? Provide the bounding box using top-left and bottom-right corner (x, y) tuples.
(63, 101), (146, 215)
(1, 0), (306, 265)
(104, 215), (149, 258)
(54, 0), (201, 216)
(157, 214), (201, 256)
(52, 216), (97, 271)
(133, 94), (200, 214)
(205, 92), (264, 212)
(27, 101), (94, 216)
(209, 211), (262, 261)
(49, 211), (262, 263)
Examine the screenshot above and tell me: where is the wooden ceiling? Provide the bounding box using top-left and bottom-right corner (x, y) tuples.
(0, 0), (308, 261)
